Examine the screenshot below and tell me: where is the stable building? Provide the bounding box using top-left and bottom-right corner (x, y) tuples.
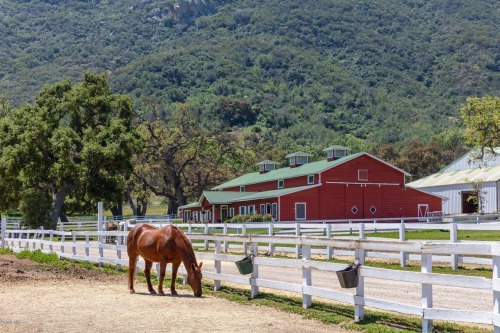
(179, 146), (443, 222)
(407, 148), (500, 214)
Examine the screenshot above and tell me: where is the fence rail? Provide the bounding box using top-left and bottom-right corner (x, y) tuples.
(1, 217), (500, 332)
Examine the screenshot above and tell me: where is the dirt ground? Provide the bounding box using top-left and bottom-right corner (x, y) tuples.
(0, 254), (350, 333)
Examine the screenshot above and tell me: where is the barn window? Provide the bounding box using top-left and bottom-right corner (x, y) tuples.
(260, 204), (265, 214)
(229, 207), (235, 219)
(370, 206), (376, 214)
(307, 175), (314, 184)
(239, 206), (247, 215)
(351, 206), (358, 214)
(272, 203), (278, 219)
(295, 203), (306, 220)
(248, 205), (255, 214)
(358, 169), (368, 181)
(240, 186), (245, 192)
(278, 179), (284, 188)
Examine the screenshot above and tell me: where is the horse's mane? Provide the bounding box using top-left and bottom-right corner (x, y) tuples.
(171, 225), (198, 265)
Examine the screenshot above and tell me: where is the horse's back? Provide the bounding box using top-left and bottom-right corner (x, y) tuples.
(127, 224), (178, 261)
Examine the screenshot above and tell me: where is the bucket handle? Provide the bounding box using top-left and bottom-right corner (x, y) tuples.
(347, 263), (361, 271)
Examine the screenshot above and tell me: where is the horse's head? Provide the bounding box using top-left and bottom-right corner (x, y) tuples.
(188, 262), (203, 297)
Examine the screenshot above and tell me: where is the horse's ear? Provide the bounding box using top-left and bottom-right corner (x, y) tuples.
(199, 262), (203, 269)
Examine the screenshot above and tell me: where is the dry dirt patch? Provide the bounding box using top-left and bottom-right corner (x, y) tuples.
(0, 254), (349, 333)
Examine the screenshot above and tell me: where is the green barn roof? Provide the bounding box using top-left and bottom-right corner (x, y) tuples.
(212, 153), (364, 190)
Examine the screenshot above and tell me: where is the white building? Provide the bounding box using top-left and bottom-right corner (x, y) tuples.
(407, 148), (500, 215)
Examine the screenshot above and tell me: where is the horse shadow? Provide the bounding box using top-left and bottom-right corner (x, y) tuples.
(134, 292), (204, 298)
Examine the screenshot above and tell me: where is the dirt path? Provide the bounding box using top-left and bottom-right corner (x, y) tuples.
(0, 254), (350, 333)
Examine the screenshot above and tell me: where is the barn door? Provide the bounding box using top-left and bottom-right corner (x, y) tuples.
(345, 184), (364, 219)
(364, 185), (382, 218)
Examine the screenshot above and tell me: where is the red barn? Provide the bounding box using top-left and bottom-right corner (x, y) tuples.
(179, 146), (442, 222)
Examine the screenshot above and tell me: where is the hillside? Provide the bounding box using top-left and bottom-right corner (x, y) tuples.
(0, 0), (499, 147)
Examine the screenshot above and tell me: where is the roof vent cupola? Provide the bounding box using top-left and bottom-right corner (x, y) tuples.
(256, 160), (279, 174)
(285, 152), (313, 168)
(323, 145), (351, 162)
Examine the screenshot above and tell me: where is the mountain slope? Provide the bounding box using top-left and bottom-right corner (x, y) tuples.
(0, 0), (498, 146)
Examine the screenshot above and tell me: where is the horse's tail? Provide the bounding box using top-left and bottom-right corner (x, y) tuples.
(126, 224), (142, 253)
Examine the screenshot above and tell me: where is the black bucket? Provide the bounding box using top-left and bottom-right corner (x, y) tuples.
(235, 254), (253, 275)
(336, 264), (360, 288)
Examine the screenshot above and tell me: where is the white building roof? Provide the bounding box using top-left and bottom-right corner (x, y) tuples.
(408, 165), (500, 188)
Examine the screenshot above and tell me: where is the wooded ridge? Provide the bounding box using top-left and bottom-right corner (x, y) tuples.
(0, 0), (498, 147)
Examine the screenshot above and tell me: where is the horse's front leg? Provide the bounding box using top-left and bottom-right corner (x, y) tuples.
(170, 261), (181, 295)
(144, 260), (156, 294)
(157, 261), (167, 295)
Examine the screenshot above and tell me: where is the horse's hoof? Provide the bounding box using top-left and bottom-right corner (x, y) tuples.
(171, 291), (178, 296)
(149, 290), (157, 295)
(129, 290), (135, 294)
(158, 291), (165, 296)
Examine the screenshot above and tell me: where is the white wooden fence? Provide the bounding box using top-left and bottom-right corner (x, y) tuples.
(1, 217), (499, 332)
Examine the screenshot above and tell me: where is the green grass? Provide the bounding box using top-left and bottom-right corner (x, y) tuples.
(338, 229), (500, 241)
(0, 248), (492, 332)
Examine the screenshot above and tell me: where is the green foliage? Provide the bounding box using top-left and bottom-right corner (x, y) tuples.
(461, 95), (500, 153)
(15, 249), (60, 264)
(227, 213), (272, 223)
(0, 72), (142, 226)
(18, 188), (52, 229)
(0, 0), (498, 152)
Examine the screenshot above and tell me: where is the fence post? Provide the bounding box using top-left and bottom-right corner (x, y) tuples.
(116, 237), (121, 271)
(204, 223), (209, 250)
(302, 245), (312, 308)
(72, 232), (77, 261)
(491, 243), (500, 333)
(98, 202), (104, 267)
(223, 223), (228, 252)
(268, 223), (274, 255)
(359, 223), (365, 240)
(242, 224), (248, 254)
(49, 231), (53, 252)
(40, 230), (45, 251)
(354, 247), (365, 321)
(349, 220), (353, 235)
(214, 240), (221, 291)
(295, 222), (301, 258)
(399, 221), (407, 267)
(250, 242), (259, 298)
(421, 253), (433, 332)
(326, 223), (333, 260)
(450, 223), (458, 270)
(1, 216), (6, 249)
(85, 235), (90, 263)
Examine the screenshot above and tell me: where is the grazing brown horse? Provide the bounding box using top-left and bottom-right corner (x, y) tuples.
(106, 221), (118, 243)
(127, 224), (203, 297)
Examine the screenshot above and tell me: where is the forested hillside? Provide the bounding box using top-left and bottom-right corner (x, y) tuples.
(1, 0), (499, 148)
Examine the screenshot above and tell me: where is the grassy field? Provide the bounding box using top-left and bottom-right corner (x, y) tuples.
(353, 229), (500, 241)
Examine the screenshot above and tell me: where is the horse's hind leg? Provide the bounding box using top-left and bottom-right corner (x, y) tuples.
(170, 261), (181, 295)
(144, 260), (157, 294)
(158, 261), (167, 295)
(128, 255), (137, 294)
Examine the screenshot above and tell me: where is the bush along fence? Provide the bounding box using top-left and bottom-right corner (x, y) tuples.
(1, 217), (500, 332)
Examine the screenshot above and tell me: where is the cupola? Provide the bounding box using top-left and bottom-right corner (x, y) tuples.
(285, 152), (313, 168)
(323, 145), (351, 162)
(255, 160), (279, 174)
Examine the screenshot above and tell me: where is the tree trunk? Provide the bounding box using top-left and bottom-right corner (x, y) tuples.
(50, 186), (70, 230)
(126, 191), (137, 217)
(60, 212), (69, 223)
(110, 202), (123, 219)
